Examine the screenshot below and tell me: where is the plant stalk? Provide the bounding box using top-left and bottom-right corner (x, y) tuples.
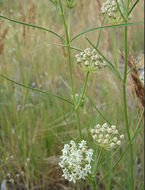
(123, 22), (134, 190)
(76, 71), (89, 109)
(59, 1), (83, 139)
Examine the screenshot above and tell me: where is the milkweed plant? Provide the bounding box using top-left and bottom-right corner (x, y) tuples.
(0, 0), (144, 189)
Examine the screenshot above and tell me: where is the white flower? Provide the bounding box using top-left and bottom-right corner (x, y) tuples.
(93, 135), (97, 139)
(98, 139), (102, 143)
(75, 49), (106, 72)
(84, 48), (91, 53)
(105, 134), (110, 139)
(83, 54), (87, 61)
(107, 128), (112, 133)
(84, 61), (90, 66)
(102, 123), (108, 128)
(96, 124), (101, 128)
(99, 134), (103, 139)
(104, 139), (109, 144)
(80, 52), (84, 56)
(113, 137), (118, 142)
(95, 129), (100, 134)
(77, 57), (82, 63)
(91, 56), (96, 61)
(113, 130), (119, 134)
(91, 129), (95, 133)
(120, 134), (124, 139)
(91, 123), (124, 150)
(59, 140), (93, 183)
(110, 143), (115, 148)
(116, 140), (121, 145)
(75, 54), (80, 59)
(101, 127), (106, 132)
(111, 125), (116, 130)
(101, 0), (124, 24)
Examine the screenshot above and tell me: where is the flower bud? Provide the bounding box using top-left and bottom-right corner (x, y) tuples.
(66, 0), (77, 9)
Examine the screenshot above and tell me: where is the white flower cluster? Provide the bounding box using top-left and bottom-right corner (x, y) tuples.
(91, 123), (124, 150)
(139, 70), (144, 85)
(59, 140), (93, 183)
(75, 48), (106, 72)
(101, 0), (122, 23)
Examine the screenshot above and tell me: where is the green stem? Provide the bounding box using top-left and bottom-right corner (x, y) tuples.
(123, 25), (130, 139)
(58, 0), (83, 139)
(76, 71), (89, 109)
(113, 28), (118, 68)
(59, 1), (76, 103)
(74, 72), (89, 140)
(124, 22), (134, 190)
(115, 0), (127, 22)
(127, 0), (131, 16)
(75, 108), (82, 139)
(113, 28), (122, 80)
(96, 16), (106, 48)
(92, 147), (103, 190)
(68, 8), (71, 38)
(74, 72), (89, 139)
(92, 178), (97, 190)
(108, 151), (113, 189)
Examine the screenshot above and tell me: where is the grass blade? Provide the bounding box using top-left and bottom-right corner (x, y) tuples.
(128, 0), (139, 17)
(96, 16), (106, 48)
(89, 97), (112, 125)
(1, 74), (74, 105)
(71, 20), (144, 42)
(98, 145), (128, 184)
(0, 15), (65, 42)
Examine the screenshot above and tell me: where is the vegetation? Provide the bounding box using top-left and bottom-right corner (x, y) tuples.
(0, 0), (144, 189)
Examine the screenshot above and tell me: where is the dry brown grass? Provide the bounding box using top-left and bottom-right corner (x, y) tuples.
(120, 52), (144, 108)
(0, 19), (8, 54)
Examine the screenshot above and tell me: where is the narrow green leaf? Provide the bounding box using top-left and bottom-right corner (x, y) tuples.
(50, 129), (64, 144)
(98, 145), (128, 184)
(128, 0), (139, 17)
(71, 20), (144, 42)
(121, 0), (127, 15)
(85, 37), (123, 81)
(115, 0), (126, 21)
(0, 15), (65, 42)
(96, 16), (106, 48)
(131, 109), (144, 142)
(47, 43), (83, 52)
(127, 55), (144, 74)
(1, 74), (74, 105)
(112, 178), (126, 190)
(89, 97), (112, 125)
